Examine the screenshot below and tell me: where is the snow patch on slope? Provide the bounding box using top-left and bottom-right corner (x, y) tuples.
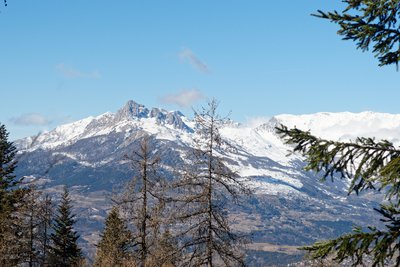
(275, 111), (400, 144)
(17, 102), (400, 199)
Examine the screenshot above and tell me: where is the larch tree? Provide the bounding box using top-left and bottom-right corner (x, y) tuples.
(94, 207), (133, 267)
(116, 136), (168, 267)
(276, 124), (400, 266)
(314, 0), (400, 68)
(19, 188), (54, 267)
(175, 99), (250, 267)
(50, 186), (82, 267)
(19, 185), (44, 267)
(37, 193), (54, 266)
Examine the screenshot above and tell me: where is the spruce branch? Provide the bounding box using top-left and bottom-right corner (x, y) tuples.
(302, 202), (400, 267)
(312, 0), (400, 68)
(276, 124), (400, 195)
(276, 124), (400, 265)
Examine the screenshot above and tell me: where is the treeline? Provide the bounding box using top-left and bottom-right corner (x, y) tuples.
(0, 100), (251, 267)
(0, 123), (83, 266)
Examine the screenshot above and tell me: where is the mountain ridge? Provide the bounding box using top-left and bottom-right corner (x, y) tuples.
(13, 100), (396, 265)
(19, 101), (400, 149)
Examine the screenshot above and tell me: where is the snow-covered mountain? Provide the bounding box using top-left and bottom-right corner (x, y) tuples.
(15, 101), (396, 265)
(275, 111), (400, 144)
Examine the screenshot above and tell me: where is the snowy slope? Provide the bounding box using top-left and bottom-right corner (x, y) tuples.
(273, 111), (400, 144)
(14, 101), (397, 263)
(17, 102), (400, 197)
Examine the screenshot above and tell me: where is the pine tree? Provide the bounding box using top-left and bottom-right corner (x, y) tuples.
(94, 207), (133, 267)
(175, 99), (250, 267)
(0, 124), (19, 191)
(50, 186), (82, 266)
(276, 124), (400, 266)
(0, 123), (27, 266)
(314, 0), (400, 68)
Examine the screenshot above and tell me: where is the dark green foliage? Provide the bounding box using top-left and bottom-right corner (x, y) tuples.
(0, 124), (19, 191)
(301, 204), (400, 267)
(276, 125), (400, 195)
(0, 123), (28, 265)
(276, 124), (400, 266)
(94, 207), (132, 267)
(0, 124), (18, 227)
(50, 187), (82, 266)
(314, 0), (400, 68)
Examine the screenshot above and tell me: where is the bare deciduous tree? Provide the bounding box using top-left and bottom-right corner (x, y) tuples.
(11, 185), (54, 267)
(174, 99), (250, 267)
(116, 136), (170, 267)
(37, 193), (53, 266)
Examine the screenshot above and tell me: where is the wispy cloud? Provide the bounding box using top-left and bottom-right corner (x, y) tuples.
(161, 89), (205, 107)
(179, 48), (210, 74)
(56, 63), (101, 79)
(10, 113), (51, 126)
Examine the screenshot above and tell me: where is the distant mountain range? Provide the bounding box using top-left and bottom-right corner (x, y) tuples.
(15, 100), (397, 266)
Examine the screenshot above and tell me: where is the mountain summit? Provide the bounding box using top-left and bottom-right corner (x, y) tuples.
(14, 102), (399, 264)
(115, 100), (150, 120)
(18, 100), (191, 150)
(113, 100), (191, 131)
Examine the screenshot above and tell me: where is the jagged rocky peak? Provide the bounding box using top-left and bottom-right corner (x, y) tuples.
(166, 111), (192, 131)
(115, 100), (191, 131)
(115, 100), (150, 120)
(150, 107), (191, 131)
(149, 107), (167, 121)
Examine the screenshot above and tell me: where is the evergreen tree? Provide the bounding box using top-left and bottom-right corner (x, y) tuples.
(0, 123), (27, 266)
(175, 99), (250, 267)
(50, 186), (82, 266)
(94, 207), (132, 267)
(276, 125), (400, 266)
(0, 124), (19, 191)
(314, 0), (400, 68)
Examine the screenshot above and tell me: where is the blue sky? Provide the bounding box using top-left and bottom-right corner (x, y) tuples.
(0, 1), (398, 140)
